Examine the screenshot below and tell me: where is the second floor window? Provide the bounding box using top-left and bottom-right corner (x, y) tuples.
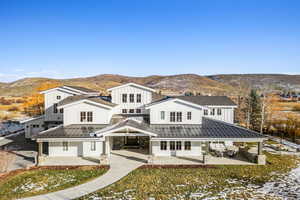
(187, 112), (192, 120)
(122, 94), (127, 103)
(170, 112), (176, 122)
(161, 111), (165, 120)
(210, 108), (215, 116)
(80, 111), (93, 122)
(129, 94), (134, 103)
(136, 109), (141, 113)
(122, 109), (127, 114)
(57, 95), (61, 100)
(136, 94), (141, 103)
(217, 108), (222, 115)
(60, 108), (64, 113)
(53, 103), (58, 113)
(129, 109), (134, 113)
(176, 112), (182, 122)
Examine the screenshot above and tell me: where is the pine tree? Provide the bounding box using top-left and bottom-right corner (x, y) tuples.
(249, 89), (262, 131)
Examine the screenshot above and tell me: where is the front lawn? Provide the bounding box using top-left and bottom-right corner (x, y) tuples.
(79, 153), (300, 200)
(0, 166), (109, 200)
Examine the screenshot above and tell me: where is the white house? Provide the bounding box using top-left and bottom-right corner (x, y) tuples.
(23, 83), (266, 165)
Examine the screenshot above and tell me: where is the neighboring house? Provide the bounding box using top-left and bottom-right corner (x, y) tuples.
(22, 83), (266, 164)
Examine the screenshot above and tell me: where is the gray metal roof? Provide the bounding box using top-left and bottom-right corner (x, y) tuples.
(58, 95), (117, 107)
(36, 124), (107, 138)
(63, 85), (98, 93)
(148, 96), (236, 107)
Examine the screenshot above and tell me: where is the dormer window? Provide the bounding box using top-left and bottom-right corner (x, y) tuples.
(129, 94), (134, 103)
(136, 94), (141, 103)
(122, 94), (127, 103)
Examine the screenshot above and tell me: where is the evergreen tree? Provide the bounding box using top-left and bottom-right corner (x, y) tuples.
(249, 89), (262, 131)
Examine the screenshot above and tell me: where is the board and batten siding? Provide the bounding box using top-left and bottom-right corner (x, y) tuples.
(44, 89), (73, 122)
(149, 100), (203, 124)
(48, 141), (103, 157)
(63, 102), (111, 126)
(205, 106), (234, 124)
(152, 141), (202, 156)
(110, 85), (152, 114)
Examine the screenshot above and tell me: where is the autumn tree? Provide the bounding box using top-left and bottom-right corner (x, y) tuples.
(23, 81), (61, 116)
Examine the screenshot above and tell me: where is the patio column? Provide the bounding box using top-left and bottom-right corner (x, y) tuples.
(258, 141), (263, 155)
(149, 138), (152, 155)
(38, 142), (43, 157)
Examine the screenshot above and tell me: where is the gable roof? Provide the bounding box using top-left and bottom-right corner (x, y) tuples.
(40, 85), (98, 95)
(58, 95), (117, 108)
(147, 96), (236, 108)
(107, 82), (156, 92)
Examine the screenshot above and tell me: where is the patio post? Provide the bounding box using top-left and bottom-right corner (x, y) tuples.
(257, 141), (263, 155)
(257, 141), (266, 165)
(38, 142), (43, 157)
(149, 137), (152, 155)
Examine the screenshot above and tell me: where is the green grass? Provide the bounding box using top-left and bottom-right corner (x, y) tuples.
(0, 166), (108, 200)
(79, 153), (300, 200)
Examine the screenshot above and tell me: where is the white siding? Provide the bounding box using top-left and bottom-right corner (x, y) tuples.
(149, 100), (203, 124)
(44, 89), (73, 122)
(48, 141), (103, 157)
(110, 85), (152, 114)
(204, 107), (234, 124)
(63, 102), (111, 126)
(152, 141), (202, 156)
(24, 117), (45, 139)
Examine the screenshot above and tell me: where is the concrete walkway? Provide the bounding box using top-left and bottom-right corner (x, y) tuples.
(20, 153), (145, 200)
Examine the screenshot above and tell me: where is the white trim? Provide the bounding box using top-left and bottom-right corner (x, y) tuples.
(40, 87), (82, 95)
(107, 82), (156, 92)
(207, 105), (238, 108)
(62, 86), (98, 95)
(96, 125), (157, 137)
(150, 138), (266, 142)
(57, 99), (114, 109)
(20, 115), (44, 124)
(145, 98), (207, 110)
(37, 138), (104, 142)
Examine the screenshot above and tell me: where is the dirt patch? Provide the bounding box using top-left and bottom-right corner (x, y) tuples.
(0, 151), (15, 173)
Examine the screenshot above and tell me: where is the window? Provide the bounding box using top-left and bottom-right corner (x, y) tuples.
(91, 141), (96, 151)
(170, 112), (176, 122)
(210, 108), (215, 116)
(217, 108), (222, 115)
(63, 142), (68, 151)
(160, 141), (167, 150)
(129, 109), (134, 113)
(176, 112), (182, 122)
(129, 94), (134, 103)
(53, 103), (58, 113)
(204, 109), (208, 115)
(57, 96), (61, 100)
(187, 112), (192, 120)
(161, 111), (165, 120)
(170, 141), (175, 150)
(122, 109), (127, 114)
(32, 124), (39, 128)
(184, 141), (191, 150)
(60, 108), (64, 113)
(87, 112), (93, 122)
(80, 112), (86, 122)
(136, 109), (141, 113)
(122, 94), (127, 103)
(136, 94), (141, 103)
(176, 141), (182, 150)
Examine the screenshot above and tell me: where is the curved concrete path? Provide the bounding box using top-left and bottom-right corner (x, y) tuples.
(20, 152), (145, 200)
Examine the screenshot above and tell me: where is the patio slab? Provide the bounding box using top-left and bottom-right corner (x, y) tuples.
(39, 156), (100, 166)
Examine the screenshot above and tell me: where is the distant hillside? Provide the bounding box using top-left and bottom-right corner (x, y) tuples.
(0, 74), (235, 97)
(207, 74), (300, 91)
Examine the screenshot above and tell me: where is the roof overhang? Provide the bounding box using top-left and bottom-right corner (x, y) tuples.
(20, 115), (44, 124)
(107, 83), (156, 92)
(37, 138), (104, 142)
(151, 137), (266, 142)
(40, 87), (82, 95)
(96, 125), (157, 137)
(58, 99), (115, 110)
(145, 98), (207, 110)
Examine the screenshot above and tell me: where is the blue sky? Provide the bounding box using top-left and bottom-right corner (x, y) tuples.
(0, 0), (300, 82)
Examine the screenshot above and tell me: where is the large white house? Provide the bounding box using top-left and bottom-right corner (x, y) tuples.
(23, 83), (266, 165)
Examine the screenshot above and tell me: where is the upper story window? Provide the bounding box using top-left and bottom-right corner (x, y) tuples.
(53, 103), (58, 113)
(210, 108), (215, 116)
(161, 111), (165, 120)
(204, 109), (208, 116)
(136, 94), (141, 103)
(80, 111), (93, 122)
(170, 112), (176, 122)
(122, 94), (127, 103)
(187, 112), (192, 120)
(122, 109), (127, 114)
(176, 112), (182, 122)
(129, 109), (134, 113)
(217, 108), (222, 115)
(160, 141), (167, 150)
(129, 94), (134, 103)
(136, 109), (141, 113)
(60, 108), (64, 113)
(57, 95), (61, 100)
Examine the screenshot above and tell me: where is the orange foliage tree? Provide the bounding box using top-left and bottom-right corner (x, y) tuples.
(23, 81), (62, 116)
